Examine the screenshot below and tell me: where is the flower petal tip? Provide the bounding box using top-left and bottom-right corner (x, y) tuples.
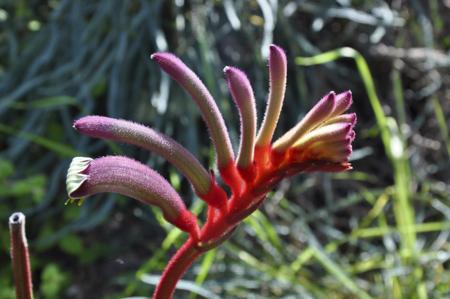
(66, 157), (93, 198)
(223, 66), (246, 78)
(151, 52), (183, 70)
(327, 90), (336, 100)
(269, 44), (286, 57)
(268, 44), (287, 75)
(333, 90), (353, 116)
(150, 52), (168, 61)
(349, 113), (357, 125)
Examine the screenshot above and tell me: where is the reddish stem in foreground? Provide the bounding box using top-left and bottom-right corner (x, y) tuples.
(9, 212), (34, 299)
(153, 239), (201, 299)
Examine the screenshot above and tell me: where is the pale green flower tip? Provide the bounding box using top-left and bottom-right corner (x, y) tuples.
(66, 157), (92, 198)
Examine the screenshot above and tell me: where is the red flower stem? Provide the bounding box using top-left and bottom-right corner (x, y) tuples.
(153, 238), (202, 299)
(9, 212), (34, 299)
(152, 150), (291, 298)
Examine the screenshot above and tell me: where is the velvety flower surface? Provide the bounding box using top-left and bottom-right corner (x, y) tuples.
(66, 156), (199, 236)
(272, 90), (355, 171)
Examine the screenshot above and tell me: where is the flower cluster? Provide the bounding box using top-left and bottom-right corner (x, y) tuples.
(66, 44), (355, 298)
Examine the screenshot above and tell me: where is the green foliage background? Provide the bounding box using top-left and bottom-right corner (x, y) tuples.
(1, 0), (449, 298)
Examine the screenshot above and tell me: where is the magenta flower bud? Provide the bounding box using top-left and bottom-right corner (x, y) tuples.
(256, 44), (287, 146)
(224, 66), (257, 169)
(330, 90), (352, 117)
(73, 116), (211, 196)
(348, 130), (356, 141)
(308, 139), (353, 162)
(66, 156), (199, 236)
(151, 52), (234, 168)
(292, 123), (353, 149)
(273, 91), (336, 152)
(324, 113), (357, 126)
(289, 118), (355, 165)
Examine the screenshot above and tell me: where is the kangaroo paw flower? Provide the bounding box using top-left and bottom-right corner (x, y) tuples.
(67, 44), (357, 299)
(66, 156), (199, 237)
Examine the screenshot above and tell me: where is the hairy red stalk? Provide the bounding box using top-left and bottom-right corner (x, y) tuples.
(153, 239), (201, 299)
(9, 212), (34, 299)
(152, 149), (297, 298)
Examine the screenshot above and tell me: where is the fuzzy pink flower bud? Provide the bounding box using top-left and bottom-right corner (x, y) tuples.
(256, 44), (287, 147)
(151, 52), (234, 168)
(273, 91), (336, 152)
(329, 90), (353, 117)
(325, 113), (357, 126)
(66, 156), (199, 236)
(224, 66), (257, 170)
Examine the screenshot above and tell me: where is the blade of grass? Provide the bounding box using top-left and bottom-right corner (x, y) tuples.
(392, 68), (407, 128)
(226, 243), (318, 295)
(298, 220), (374, 299)
(290, 247), (315, 273)
(295, 47), (416, 258)
(352, 221), (450, 238)
(140, 274), (221, 299)
(432, 97), (450, 157)
(9, 96), (78, 110)
(0, 123), (82, 157)
(244, 210), (283, 253)
(124, 200), (205, 296)
(189, 249), (217, 299)
(312, 247), (373, 299)
(359, 191), (390, 228)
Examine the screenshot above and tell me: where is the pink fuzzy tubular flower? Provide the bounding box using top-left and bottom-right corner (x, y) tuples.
(66, 156), (199, 237)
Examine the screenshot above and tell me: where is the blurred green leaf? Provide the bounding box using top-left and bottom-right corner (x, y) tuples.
(59, 233), (84, 256)
(0, 123), (82, 157)
(10, 96), (78, 110)
(41, 263), (69, 299)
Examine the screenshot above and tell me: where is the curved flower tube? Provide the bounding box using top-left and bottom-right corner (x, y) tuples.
(66, 156), (199, 238)
(272, 91), (336, 153)
(256, 44), (287, 147)
(151, 52), (234, 169)
(224, 66), (257, 171)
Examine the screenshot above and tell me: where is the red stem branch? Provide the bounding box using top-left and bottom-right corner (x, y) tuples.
(153, 238), (202, 299)
(9, 212), (34, 299)
(152, 148), (289, 298)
